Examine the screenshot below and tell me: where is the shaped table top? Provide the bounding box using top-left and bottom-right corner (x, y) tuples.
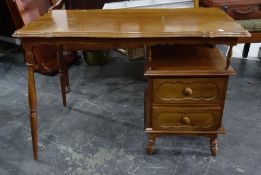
(13, 8), (250, 38)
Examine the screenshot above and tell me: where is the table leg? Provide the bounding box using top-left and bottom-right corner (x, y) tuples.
(242, 43), (250, 58)
(65, 66), (70, 93)
(210, 135), (218, 156)
(147, 46), (152, 70)
(225, 45), (233, 70)
(26, 48), (38, 160)
(147, 133), (157, 155)
(57, 45), (67, 107)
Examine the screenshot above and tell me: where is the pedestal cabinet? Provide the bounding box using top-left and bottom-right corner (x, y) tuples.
(144, 44), (235, 156)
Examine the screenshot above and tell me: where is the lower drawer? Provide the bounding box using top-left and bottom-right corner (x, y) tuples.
(152, 106), (222, 131)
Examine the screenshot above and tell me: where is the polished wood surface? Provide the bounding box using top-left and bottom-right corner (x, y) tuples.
(13, 8), (250, 38)
(13, 8), (249, 159)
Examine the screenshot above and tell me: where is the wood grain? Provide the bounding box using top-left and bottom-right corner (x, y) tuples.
(152, 106), (222, 131)
(13, 8), (250, 38)
(15, 8), (249, 159)
(152, 77), (227, 104)
(144, 44), (232, 156)
(145, 45), (236, 76)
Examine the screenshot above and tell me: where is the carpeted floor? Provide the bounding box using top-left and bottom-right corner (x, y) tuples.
(0, 42), (261, 175)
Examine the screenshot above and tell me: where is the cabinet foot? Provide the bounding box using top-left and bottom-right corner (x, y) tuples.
(147, 133), (157, 155)
(210, 135), (218, 156)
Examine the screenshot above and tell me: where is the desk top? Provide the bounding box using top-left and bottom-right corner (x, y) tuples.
(13, 8), (249, 38)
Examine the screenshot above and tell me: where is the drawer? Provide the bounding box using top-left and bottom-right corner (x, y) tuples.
(152, 106), (222, 131)
(200, 0), (261, 20)
(226, 5), (261, 20)
(153, 78), (227, 104)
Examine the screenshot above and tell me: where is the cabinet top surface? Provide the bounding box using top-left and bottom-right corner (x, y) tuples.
(13, 8), (249, 38)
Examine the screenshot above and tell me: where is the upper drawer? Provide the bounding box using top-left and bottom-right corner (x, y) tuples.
(153, 78), (227, 104)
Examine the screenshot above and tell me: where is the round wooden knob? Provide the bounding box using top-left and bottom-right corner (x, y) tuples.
(183, 87), (193, 96)
(181, 116), (191, 125)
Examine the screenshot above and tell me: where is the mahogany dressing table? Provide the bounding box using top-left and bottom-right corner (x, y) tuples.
(13, 8), (249, 159)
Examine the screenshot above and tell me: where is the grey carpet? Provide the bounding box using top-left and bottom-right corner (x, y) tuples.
(0, 42), (261, 175)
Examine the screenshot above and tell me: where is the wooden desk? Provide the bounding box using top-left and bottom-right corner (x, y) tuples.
(13, 8), (249, 160)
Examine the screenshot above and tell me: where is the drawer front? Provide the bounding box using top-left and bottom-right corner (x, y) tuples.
(226, 6), (261, 20)
(152, 106), (222, 131)
(153, 78), (227, 104)
(200, 0), (261, 20)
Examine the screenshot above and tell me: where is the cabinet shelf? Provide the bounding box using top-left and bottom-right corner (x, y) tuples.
(145, 45), (235, 76)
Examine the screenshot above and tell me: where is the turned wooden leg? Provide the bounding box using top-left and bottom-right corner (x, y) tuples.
(57, 45), (67, 107)
(210, 135), (218, 157)
(147, 133), (157, 155)
(225, 45), (233, 70)
(64, 63), (70, 93)
(242, 43), (250, 58)
(63, 51), (72, 94)
(26, 48), (38, 160)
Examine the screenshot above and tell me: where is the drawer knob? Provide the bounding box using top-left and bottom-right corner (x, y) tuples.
(183, 87), (193, 96)
(181, 116), (191, 125)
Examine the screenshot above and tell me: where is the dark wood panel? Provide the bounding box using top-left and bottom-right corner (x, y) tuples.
(200, 0), (261, 20)
(0, 0), (16, 36)
(65, 0), (123, 9)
